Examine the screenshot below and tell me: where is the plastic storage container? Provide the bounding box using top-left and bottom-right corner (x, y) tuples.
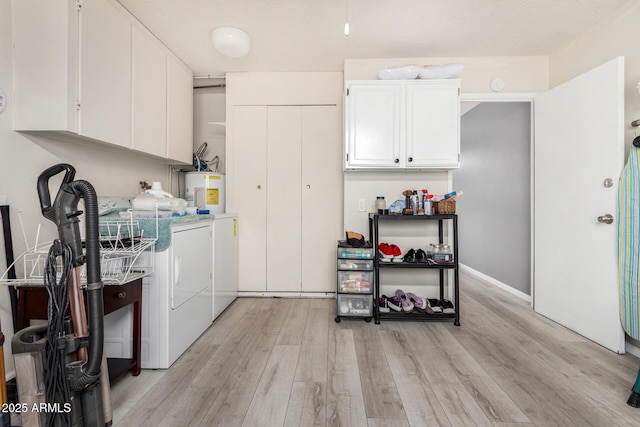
(337, 294), (373, 317)
(338, 271), (373, 293)
(336, 240), (374, 322)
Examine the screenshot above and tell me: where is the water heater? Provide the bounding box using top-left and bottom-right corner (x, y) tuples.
(184, 172), (226, 214)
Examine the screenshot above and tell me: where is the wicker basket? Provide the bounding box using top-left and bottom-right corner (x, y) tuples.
(434, 200), (456, 214)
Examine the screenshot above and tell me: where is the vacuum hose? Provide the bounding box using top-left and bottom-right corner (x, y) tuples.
(67, 179), (104, 389)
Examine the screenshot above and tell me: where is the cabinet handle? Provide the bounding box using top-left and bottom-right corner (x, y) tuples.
(117, 292), (126, 299)
(394, 158), (399, 164)
(174, 256), (181, 285)
(257, 185), (262, 190)
(408, 157), (413, 163)
(306, 184), (311, 189)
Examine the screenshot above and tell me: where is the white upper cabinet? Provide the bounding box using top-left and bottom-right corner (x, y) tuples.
(166, 55), (194, 164)
(345, 83), (402, 167)
(132, 25), (167, 157)
(12, 0), (193, 163)
(345, 80), (460, 170)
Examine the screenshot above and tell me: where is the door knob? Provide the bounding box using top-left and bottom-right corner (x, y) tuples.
(597, 214), (614, 224)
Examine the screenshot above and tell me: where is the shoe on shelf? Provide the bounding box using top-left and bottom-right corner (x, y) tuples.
(378, 296), (390, 313)
(427, 298), (443, 313)
(394, 289), (414, 312)
(386, 294), (403, 312)
(441, 299), (455, 314)
(403, 248), (417, 263)
(390, 244), (403, 263)
(406, 292), (433, 314)
(378, 243), (393, 262)
(415, 248), (428, 263)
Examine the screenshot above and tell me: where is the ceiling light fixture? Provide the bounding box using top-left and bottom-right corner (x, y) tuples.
(211, 26), (251, 58)
(344, 0), (350, 36)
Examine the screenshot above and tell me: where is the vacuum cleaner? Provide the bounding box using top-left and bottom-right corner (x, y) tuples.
(11, 164), (112, 426)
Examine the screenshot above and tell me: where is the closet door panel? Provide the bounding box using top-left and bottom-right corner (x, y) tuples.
(301, 106), (342, 292)
(266, 107), (303, 292)
(234, 106), (268, 291)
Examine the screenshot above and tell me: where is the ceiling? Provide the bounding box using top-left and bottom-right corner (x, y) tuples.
(117, 0), (630, 77)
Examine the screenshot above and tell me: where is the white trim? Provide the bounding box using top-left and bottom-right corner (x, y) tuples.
(461, 92), (536, 102)
(459, 94), (536, 308)
(626, 341), (640, 358)
(238, 291), (335, 298)
(460, 263), (531, 303)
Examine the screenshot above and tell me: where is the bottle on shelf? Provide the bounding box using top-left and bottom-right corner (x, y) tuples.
(375, 196), (386, 213)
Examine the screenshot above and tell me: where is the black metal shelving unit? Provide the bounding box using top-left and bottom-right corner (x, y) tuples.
(369, 213), (460, 326)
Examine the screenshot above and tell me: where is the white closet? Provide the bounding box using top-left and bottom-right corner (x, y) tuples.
(233, 105), (341, 292)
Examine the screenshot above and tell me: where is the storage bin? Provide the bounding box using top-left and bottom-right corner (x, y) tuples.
(338, 271), (373, 293)
(337, 259), (374, 270)
(338, 247), (374, 259)
(337, 294), (373, 317)
(338, 240), (374, 259)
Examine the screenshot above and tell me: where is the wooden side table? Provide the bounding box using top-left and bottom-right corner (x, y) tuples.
(15, 278), (142, 382)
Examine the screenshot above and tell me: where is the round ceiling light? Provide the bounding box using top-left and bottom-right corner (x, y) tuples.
(211, 26), (251, 58)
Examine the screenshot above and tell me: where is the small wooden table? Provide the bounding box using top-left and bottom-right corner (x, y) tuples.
(15, 278), (142, 382)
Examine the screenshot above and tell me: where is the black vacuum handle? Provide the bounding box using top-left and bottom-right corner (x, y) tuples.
(37, 163), (76, 222)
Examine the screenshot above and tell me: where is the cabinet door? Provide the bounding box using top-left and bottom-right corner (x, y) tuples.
(301, 106), (342, 292)
(79, 0), (132, 148)
(12, 0), (77, 132)
(234, 106), (268, 291)
(345, 83), (402, 168)
(132, 25), (167, 157)
(405, 82), (460, 168)
(266, 107), (302, 292)
(167, 55), (194, 164)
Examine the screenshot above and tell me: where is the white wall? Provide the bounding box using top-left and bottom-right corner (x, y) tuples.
(345, 56), (549, 92)
(549, 1), (640, 152)
(0, 0), (171, 380)
(193, 83), (226, 174)
(455, 102), (532, 296)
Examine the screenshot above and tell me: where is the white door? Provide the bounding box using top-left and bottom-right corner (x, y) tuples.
(534, 57), (625, 352)
(301, 106), (342, 291)
(266, 106), (302, 292)
(234, 106), (268, 291)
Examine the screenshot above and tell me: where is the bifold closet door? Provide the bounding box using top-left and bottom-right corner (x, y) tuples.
(234, 106), (268, 291)
(266, 107), (303, 292)
(301, 106), (341, 292)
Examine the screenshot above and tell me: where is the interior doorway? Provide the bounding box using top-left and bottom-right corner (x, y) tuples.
(454, 97), (533, 300)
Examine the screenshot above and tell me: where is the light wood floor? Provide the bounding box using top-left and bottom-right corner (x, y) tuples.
(110, 273), (640, 426)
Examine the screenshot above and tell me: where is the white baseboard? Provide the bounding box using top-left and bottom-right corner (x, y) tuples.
(460, 263), (531, 303)
(626, 340), (640, 358)
(237, 291), (335, 298)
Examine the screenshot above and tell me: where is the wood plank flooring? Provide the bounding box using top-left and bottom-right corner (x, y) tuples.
(111, 273), (640, 426)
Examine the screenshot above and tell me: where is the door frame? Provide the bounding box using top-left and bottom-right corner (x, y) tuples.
(459, 92), (535, 307)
